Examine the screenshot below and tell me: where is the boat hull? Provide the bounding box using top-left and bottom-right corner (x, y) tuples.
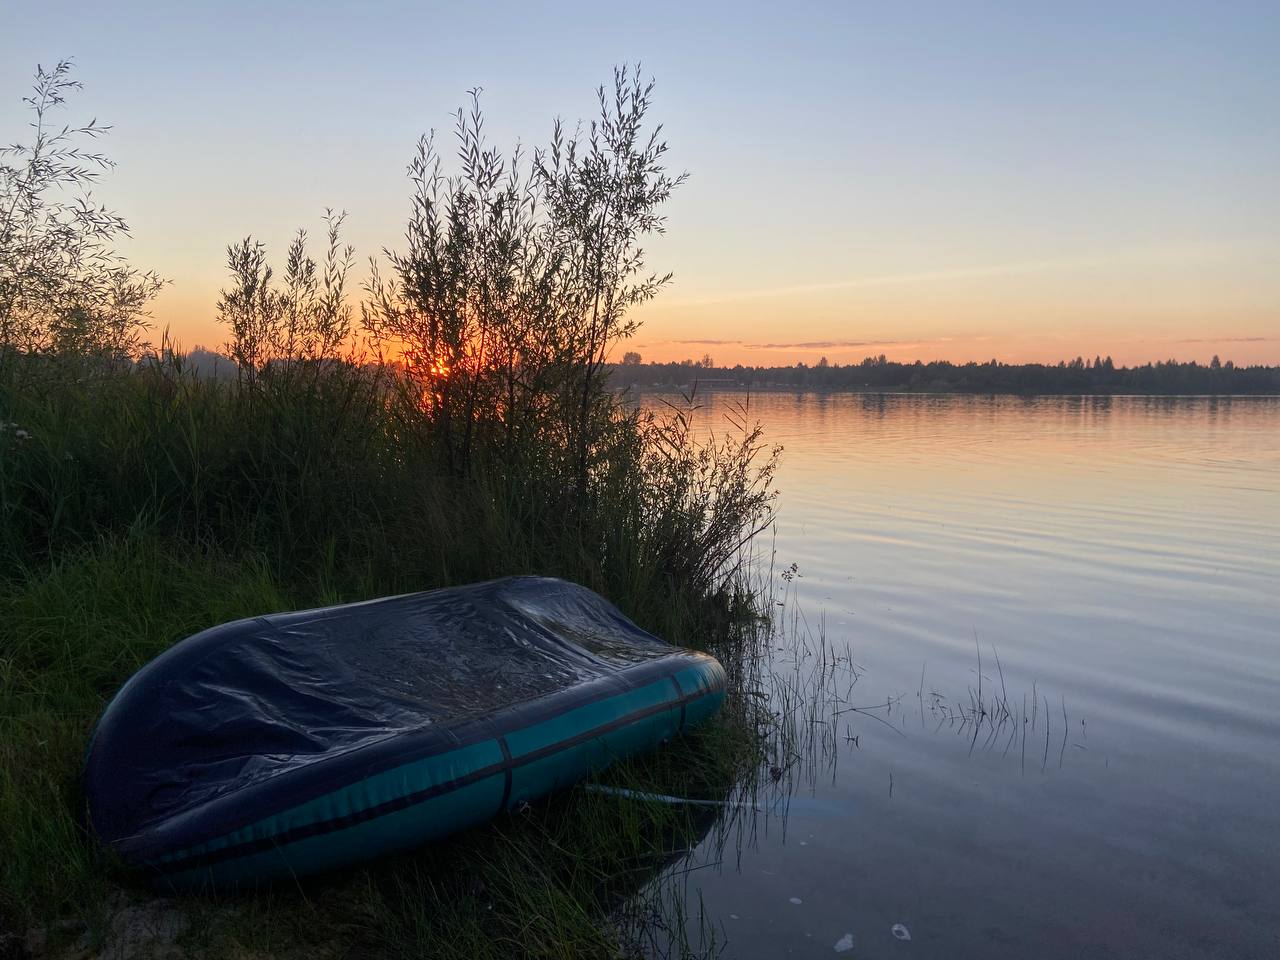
(81, 577), (726, 890)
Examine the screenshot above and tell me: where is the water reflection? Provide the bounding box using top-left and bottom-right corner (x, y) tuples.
(629, 595), (1090, 958)
(628, 393), (1280, 960)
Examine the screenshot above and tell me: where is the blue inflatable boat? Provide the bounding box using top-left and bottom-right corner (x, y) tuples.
(81, 577), (726, 890)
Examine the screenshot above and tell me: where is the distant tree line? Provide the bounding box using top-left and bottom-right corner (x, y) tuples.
(608, 353), (1280, 394)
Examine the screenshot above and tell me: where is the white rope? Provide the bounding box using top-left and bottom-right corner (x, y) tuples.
(581, 783), (757, 810)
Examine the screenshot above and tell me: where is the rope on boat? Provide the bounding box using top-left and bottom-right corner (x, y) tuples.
(581, 783), (758, 810)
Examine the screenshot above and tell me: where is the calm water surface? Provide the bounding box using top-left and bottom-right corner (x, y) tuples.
(641, 393), (1280, 960)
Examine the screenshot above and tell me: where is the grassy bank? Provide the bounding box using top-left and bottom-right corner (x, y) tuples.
(1, 62), (780, 957)
(0, 357), (775, 959)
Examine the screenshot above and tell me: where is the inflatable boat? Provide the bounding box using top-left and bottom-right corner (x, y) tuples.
(81, 577), (726, 890)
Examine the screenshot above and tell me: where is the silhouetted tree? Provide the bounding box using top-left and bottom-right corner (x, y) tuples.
(218, 210), (353, 385)
(365, 66), (684, 487)
(0, 61), (163, 364)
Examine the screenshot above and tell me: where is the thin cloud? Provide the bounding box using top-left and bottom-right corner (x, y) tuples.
(747, 339), (917, 351)
(668, 337), (928, 351)
(1178, 336), (1274, 344)
(662, 247), (1214, 308)
(662, 257), (1112, 308)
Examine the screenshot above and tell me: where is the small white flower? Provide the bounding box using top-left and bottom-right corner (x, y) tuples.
(14, 429), (30, 441)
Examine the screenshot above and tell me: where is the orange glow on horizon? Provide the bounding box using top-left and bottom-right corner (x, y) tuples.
(151, 287), (1279, 372)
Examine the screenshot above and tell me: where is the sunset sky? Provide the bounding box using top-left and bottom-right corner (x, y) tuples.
(3, 1), (1276, 366)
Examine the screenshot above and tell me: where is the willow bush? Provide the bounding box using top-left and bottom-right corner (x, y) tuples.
(363, 67), (686, 494)
(0, 61), (163, 366)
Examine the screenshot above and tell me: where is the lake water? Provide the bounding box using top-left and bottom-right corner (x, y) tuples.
(639, 393), (1280, 960)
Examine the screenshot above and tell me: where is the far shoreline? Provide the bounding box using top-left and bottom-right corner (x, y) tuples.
(621, 383), (1280, 398)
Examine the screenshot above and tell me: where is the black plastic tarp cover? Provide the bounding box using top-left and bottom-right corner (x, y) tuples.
(83, 576), (694, 853)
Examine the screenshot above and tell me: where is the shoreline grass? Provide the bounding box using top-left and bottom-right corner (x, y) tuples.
(1, 536), (764, 959)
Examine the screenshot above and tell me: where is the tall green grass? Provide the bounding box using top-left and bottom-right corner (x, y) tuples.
(1, 355), (772, 615)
